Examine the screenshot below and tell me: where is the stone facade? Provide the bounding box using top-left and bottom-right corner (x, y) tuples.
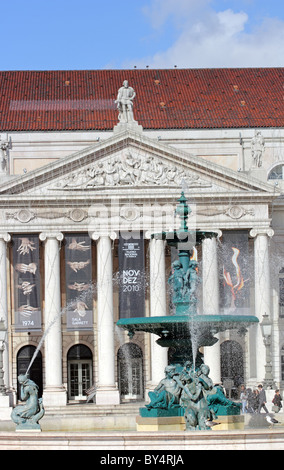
(0, 69), (284, 409)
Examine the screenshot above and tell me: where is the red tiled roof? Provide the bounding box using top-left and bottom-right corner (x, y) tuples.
(0, 68), (283, 131)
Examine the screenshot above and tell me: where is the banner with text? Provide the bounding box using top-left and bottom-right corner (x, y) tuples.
(13, 235), (41, 331)
(118, 232), (145, 318)
(65, 234), (93, 330)
(221, 230), (250, 314)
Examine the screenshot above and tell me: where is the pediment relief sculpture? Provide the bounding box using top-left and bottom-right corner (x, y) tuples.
(53, 152), (212, 190)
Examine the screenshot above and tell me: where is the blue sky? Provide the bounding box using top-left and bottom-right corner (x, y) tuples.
(1, 0), (284, 70)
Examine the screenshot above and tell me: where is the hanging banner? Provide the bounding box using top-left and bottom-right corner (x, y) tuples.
(118, 232), (145, 318)
(221, 230), (250, 314)
(13, 235), (41, 331)
(65, 234), (93, 330)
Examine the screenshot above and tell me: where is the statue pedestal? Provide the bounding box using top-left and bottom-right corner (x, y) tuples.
(113, 122), (143, 135)
(42, 387), (67, 407)
(15, 423), (42, 432)
(137, 407), (186, 431)
(211, 415), (245, 431)
(0, 395), (12, 420)
(95, 386), (120, 405)
(136, 415), (186, 431)
(248, 167), (267, 182)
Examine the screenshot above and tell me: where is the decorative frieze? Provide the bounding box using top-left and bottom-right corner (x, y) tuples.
(197, 205), (255, 219)
(6, 208), (88, 224)
(52, 152), (212, 190)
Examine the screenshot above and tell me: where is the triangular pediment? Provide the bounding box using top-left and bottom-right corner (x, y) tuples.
(0, 129), (277, 199)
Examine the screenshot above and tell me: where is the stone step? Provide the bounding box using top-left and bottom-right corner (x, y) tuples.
(44, 402), (144, 417)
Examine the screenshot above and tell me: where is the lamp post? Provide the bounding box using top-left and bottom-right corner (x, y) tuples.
(260, 314), (275, 389)
(0, 319), (6, 395)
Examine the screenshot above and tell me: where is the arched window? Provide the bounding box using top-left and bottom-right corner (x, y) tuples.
(221, 340), (244, 396)
(268, 164), (284, 180)
(17, 346), (43, 398)
(67, 344), (93, 401)
(117, 343), (143, 401)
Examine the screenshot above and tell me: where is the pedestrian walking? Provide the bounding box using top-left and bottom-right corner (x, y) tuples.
(272, 389), (282, 413)
(240, 384), (248, 414)
(246, 388), (255, 413)
(257, 384), (269, 413)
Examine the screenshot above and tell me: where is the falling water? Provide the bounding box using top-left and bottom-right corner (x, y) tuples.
(189, 318), (200, 372)
(25, 283), (96, 376)
(25, 263), (147, 378)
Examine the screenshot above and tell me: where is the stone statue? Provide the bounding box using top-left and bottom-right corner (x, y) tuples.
(185, 259), (199, 309)
(251, 130), (265, 168)
(179, 364), (213, 430)
(168, 260), (186, 303)
(11, 375), (45, 430)
(146, 365), (183, 410)
(0, 140), (9, 174)
(145, 362), (241, 431)
(115, 80), (136, 123)
(206, 385), (241, 417)
(168, 256), (200, 314)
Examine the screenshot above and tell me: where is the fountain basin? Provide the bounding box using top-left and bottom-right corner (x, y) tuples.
(117, 314), (258, 348)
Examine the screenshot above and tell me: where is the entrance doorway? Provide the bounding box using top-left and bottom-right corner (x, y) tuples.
(67, 344), (93, 401)
(17, 345), (43, 398)
(117, 343), (143, 401)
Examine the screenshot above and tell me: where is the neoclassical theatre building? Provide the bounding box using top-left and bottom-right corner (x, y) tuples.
(0, 68), (284, 409)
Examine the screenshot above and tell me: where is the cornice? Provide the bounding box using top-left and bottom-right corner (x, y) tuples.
(0, 129), (280, 197)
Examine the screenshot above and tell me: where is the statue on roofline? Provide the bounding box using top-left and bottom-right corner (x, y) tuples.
(251, 130), (265, 168)
(115, 80), (137, 124)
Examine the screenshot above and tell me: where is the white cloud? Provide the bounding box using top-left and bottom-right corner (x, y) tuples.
(142, 0), (210, 30)
(127, 2), (284, 68)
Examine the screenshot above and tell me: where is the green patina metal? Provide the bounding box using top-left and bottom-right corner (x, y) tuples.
(117, 192), (258, 430)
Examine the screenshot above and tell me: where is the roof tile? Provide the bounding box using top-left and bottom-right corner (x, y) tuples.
(0, 68), (283, 131)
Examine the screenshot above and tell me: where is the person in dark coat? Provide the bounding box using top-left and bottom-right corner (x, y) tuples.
(246, 388), (255, 413)
(257, 384), (269, 413)
(272, 389), (282, 412)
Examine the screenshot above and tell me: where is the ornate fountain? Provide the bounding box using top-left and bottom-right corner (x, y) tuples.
(117, 192), (258, 431)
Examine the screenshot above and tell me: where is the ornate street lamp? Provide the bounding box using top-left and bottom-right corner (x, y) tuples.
(260, 314), (275, 389)
(0, 318), (6, 395)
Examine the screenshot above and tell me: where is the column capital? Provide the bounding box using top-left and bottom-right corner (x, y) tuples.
(249, 227), (274, 238)
(39, 232), (64, 242)
(0, 233), (11, 243)
(91, 231), (117, 241)
(201, 229), (222, 240)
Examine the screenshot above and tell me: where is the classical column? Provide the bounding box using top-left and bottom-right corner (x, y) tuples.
(250, 228), (274, 383)
(92, 232), (120, 405)
(149, 237), (168, 387)
(39, 232), (66, 407)
(0, 233), (12, 417)
(0, 233), (11, 389)
(202, 235), (221, 384)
